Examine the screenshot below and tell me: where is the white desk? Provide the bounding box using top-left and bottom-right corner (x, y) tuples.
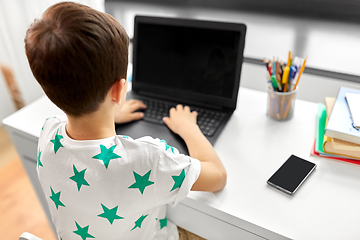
(4, 85), (360, 239)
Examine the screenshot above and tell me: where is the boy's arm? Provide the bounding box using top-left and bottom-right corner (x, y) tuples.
(163, 105), (227, 192)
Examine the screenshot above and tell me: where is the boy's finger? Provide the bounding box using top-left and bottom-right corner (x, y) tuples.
(169, 107), (176, 116)
(128, 101), (146, 112)
(176, 104), (183, 110)
(130, 112), (144, 121)
(162, 116), (170, 125)
(135, 102), (147, 110)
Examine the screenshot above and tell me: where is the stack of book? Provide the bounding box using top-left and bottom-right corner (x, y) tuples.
(312, 87), (360, 165)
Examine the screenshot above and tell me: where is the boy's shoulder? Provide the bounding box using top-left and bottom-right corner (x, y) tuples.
(41, 115), (67, 129)
(40, 115), (180, 156)
(40, 115), (66, 138)
(118, 135), (180, 156)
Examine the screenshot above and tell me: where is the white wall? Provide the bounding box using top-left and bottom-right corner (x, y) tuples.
(106, 1), (360, 104)
(0, 71), (16, 124)
(240, 62), (360, 104)
(0, 0), (104, 127)
(0, 0), (49, 127)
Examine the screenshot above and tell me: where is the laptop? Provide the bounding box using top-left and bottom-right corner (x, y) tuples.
(116, 16), (247, 154)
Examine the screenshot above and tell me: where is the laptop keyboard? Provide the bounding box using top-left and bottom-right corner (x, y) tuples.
(140, 98), (227, 137)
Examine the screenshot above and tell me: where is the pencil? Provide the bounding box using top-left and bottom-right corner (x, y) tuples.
(292, 56), (307, 91)
(276, 58), (281, 83)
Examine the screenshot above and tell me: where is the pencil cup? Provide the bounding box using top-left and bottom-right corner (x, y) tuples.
(267, 87), (298, 121)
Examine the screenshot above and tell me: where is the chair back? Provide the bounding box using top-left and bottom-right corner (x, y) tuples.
(19, 232), (43, 240)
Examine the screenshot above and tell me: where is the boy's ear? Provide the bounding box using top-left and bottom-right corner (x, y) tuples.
(111, 78), (126, 104)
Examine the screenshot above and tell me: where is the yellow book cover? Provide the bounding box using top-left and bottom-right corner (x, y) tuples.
(332, 138), (360, 151)
(323, 97), (360, 160)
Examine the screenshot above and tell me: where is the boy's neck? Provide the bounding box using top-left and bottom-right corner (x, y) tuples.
(65, 110), (116, 141)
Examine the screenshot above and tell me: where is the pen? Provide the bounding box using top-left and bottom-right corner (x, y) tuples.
(264, 59), (272, 76)
(271, 75), (279, 91)
(288, 66), (296, 92)
(272, 59), (276, 77)
(282, 51), (291, 92)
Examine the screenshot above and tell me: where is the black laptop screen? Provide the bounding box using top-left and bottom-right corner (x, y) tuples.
(132, 16), (246, 109)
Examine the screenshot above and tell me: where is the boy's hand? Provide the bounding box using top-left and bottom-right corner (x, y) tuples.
(163, 104), (199, 136)
(115, 100), (146, 124)
(164, 105), (227, 192)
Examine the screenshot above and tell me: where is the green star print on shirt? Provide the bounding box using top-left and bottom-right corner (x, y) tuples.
(171, 169), (186, 192)
(49, 187), (65, 209)
(128, 170), (154, 194)
(37, 149), (43, 167)
(131, 214), (148, 231)
(69, 165), (90, 191)
(160, 140), (175, 154)
(98, 203), (124, 224)
(157, 217), (168, 229)
(73, 221), (95, 240)
(50, 129), (64, 154)
(92, 144), (121, 169)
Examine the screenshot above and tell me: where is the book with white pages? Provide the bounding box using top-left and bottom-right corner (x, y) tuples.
(325, 87), (360, 145)
(346, 92), (360, 129)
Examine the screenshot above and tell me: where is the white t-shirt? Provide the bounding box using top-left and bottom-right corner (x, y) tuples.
(37, 116), (201, 240)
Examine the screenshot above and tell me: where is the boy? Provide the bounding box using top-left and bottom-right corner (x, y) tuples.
(25, 2), (226, 239)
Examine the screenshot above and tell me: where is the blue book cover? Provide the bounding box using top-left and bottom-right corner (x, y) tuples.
(325, 87), (360, 145)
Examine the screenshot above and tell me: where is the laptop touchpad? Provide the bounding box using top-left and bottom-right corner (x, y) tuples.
(116, 121), (188, 154)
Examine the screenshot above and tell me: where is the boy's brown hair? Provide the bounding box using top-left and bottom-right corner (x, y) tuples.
(25, 2), (129, 117)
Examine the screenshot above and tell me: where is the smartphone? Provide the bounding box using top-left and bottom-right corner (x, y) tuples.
(267, 155), (316, 195)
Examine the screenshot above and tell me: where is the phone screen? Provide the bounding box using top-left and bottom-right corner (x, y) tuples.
(267, 155), (316, 194)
